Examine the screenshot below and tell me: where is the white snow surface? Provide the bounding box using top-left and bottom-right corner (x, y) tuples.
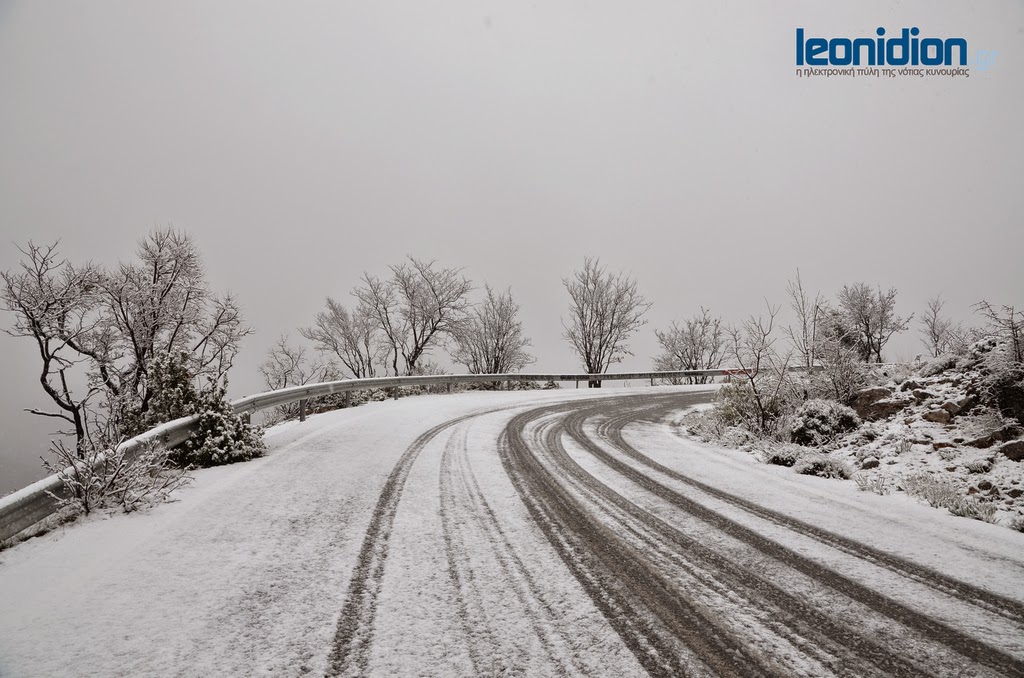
(0, 388), (659, 677)
(1, 386), (1022, 677)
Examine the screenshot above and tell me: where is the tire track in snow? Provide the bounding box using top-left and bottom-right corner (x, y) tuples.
(555, 395), (1024, 676)
(439, 423), (579, 676)
(554, 407), (923, 676)
(500, 398), (749, 677)
(541, 399), (929, 677)
(610, 397), (1024, 623)
(328, 405), (519, 677)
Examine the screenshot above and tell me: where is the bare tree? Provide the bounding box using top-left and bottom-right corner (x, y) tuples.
(451, 284), (534, 378)
(562, 257), (651, 387)
(785, 270), (826, 369)
(1, 242), (104, 456)
(919, 295), (955, 358)
(653, 307), (724, 384)
(301, 298), (381, 378)
(724, 302), (796, 435)
(260, 336), (336, 391)
(836, 283), (912, 363)
(260, 336), (339, 422)
(354, 257), (472, 375)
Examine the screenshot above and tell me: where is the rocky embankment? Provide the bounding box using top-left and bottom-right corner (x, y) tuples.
(838, 351), (1023, 527)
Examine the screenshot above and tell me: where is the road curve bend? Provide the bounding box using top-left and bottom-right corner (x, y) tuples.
(1, 388), (1023, 678)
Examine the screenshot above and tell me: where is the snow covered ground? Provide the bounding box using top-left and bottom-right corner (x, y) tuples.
(1, 386), (1023, 677)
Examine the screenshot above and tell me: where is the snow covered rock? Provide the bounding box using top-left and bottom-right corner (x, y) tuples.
(996, 439), (1024, 462)
(853, 387), (911, 421)
(923, 409), (953, 424)
(966, 424), (1022, 449)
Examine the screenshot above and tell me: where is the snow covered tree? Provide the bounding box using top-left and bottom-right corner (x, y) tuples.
(260, 336), (336, 390)
(301, 299), (381, 378)
(784, 270), (826, 370)
(836, 283), (912, 363)
(811, 305), (869, 404)
(919, 295), (955, 358)
(354, 257), (472, 375)
(1, 242), (104, 456)
(3, 231), (259, 472)
(83, 228), (251, 418)
(450, 284), (534, 377)
(562, 257), (651, 387)
(977, 301), (1023, 364)
(975, 301), (1024, 424)
(653, 307), (724, 384)
(722, 302), (797, 435)
(260, 336), (339, 422)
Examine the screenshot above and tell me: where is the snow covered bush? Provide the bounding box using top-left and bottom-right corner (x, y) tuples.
(964, 458), (993, 474)
(920, 354), (958, 378)
(980, 347), (1024, 425)
(713, 381), (791, 439)
(789, 399), (861, 447)
(946, 497), (998, 523)
(117, 350), (201, 436)
(173, 383), (265, 467)
(43, 438), (191, 516)
(969, 304), (1024, 424)
(902, 474), (959, 509)
(763, 444), (800, 467)
(793, 453), (851, 479)
(853, 473), (891, 495)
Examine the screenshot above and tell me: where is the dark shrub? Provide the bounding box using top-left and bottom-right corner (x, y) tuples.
(790, 399), (861, 446)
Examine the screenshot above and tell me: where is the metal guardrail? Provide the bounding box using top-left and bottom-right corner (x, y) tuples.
(0, 368), (742, 543)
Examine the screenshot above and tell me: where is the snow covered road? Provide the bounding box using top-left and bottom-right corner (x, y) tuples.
(2, 387), (1024, 677)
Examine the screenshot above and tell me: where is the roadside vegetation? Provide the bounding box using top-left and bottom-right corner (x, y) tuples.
(1, 230), (263, 525)
(678, 271), (1024, 530)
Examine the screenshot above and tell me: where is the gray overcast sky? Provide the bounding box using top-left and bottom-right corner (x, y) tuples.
(1, 1), (1021, 492)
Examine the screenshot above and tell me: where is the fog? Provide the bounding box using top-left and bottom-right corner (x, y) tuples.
(1, 1), (1021, 493)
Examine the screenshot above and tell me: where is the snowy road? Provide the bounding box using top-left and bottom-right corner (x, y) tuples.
(2, 387), (1024, 677)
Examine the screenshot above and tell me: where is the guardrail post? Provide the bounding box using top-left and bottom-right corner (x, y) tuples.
(344, 391), (352, 409)
(299, 399), (307, 422)
(242, 412), (251, 425)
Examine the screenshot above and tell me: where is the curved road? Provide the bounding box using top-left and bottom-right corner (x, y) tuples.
(1, 388), (1023, 677)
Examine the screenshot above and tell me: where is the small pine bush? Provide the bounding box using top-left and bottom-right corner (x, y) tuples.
(789, 399), (861, 447)
(173, 382), (266, 467)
